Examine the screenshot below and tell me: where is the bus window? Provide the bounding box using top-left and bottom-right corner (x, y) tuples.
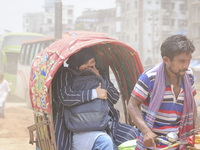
(29, 43), (36, 65)
(40, 42), (46, 52)
(19, 45), (26, 64)
(24, 44), (32, 65)
(19, 44), (31, 65)
(34, 43), (41, 58)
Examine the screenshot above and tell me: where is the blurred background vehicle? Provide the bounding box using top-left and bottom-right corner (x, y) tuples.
(0, 32), (45, 96)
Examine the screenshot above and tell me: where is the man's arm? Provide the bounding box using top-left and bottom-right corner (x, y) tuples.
(128, 95), (157, 149)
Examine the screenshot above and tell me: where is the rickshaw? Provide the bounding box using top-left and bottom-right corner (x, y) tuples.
(27, 31), (144, 150)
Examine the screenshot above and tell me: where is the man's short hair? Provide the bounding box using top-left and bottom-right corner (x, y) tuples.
(160, 34), (195, 60)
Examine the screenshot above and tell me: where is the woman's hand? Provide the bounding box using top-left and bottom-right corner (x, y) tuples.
(96, 83), (107, 100)
(87, 66), (101, 76)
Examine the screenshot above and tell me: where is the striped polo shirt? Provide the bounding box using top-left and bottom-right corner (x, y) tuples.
(132, 65), (196, 148)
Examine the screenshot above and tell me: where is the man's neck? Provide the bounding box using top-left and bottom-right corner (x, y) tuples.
(165, 68), (180, 86)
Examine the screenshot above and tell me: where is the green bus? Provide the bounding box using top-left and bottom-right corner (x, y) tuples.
(0, 32), (45, 95)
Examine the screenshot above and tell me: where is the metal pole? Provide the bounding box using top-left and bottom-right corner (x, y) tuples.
(138, 0), (143, 62)
(55, 0), (62, 40)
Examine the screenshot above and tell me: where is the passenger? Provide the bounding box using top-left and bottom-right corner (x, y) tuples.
(53, 47), (137, 150)
(128, 34), (198, 149)
(0, 73), (10, 118)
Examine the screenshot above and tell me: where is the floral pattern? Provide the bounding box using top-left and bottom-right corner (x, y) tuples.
(31, 52), (56, 113)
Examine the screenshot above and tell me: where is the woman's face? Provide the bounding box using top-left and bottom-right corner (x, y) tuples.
(79, 58), (96, 71)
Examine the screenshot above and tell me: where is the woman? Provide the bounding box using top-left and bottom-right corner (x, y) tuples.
(53, 47), (137, 150)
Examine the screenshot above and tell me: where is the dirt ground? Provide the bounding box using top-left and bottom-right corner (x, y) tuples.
(0, 92), (200, 150)
(0, 99), (35, 150)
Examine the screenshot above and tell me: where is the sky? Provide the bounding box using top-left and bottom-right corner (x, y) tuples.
(0, 0), (115, 35)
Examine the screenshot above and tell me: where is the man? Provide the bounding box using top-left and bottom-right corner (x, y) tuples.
(128, 34), (198, 149)
(53, 47), (137, 150)
(0, 73), (10, 118)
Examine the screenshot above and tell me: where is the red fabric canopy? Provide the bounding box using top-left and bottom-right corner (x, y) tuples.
(30, 33), (143, 113)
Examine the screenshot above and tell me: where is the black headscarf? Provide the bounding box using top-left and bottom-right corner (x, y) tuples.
(67, 47), (95, 70)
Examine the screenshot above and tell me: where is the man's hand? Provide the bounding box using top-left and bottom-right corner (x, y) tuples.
(143, 131), (157, 150)
(96, 83), (107, 100)
(128, 96), (157, 149)
(187, 146), (197, 150)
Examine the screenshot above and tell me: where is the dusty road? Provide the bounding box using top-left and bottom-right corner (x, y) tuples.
(0, 94), (200, 150)
(0, 100), (35, 150)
